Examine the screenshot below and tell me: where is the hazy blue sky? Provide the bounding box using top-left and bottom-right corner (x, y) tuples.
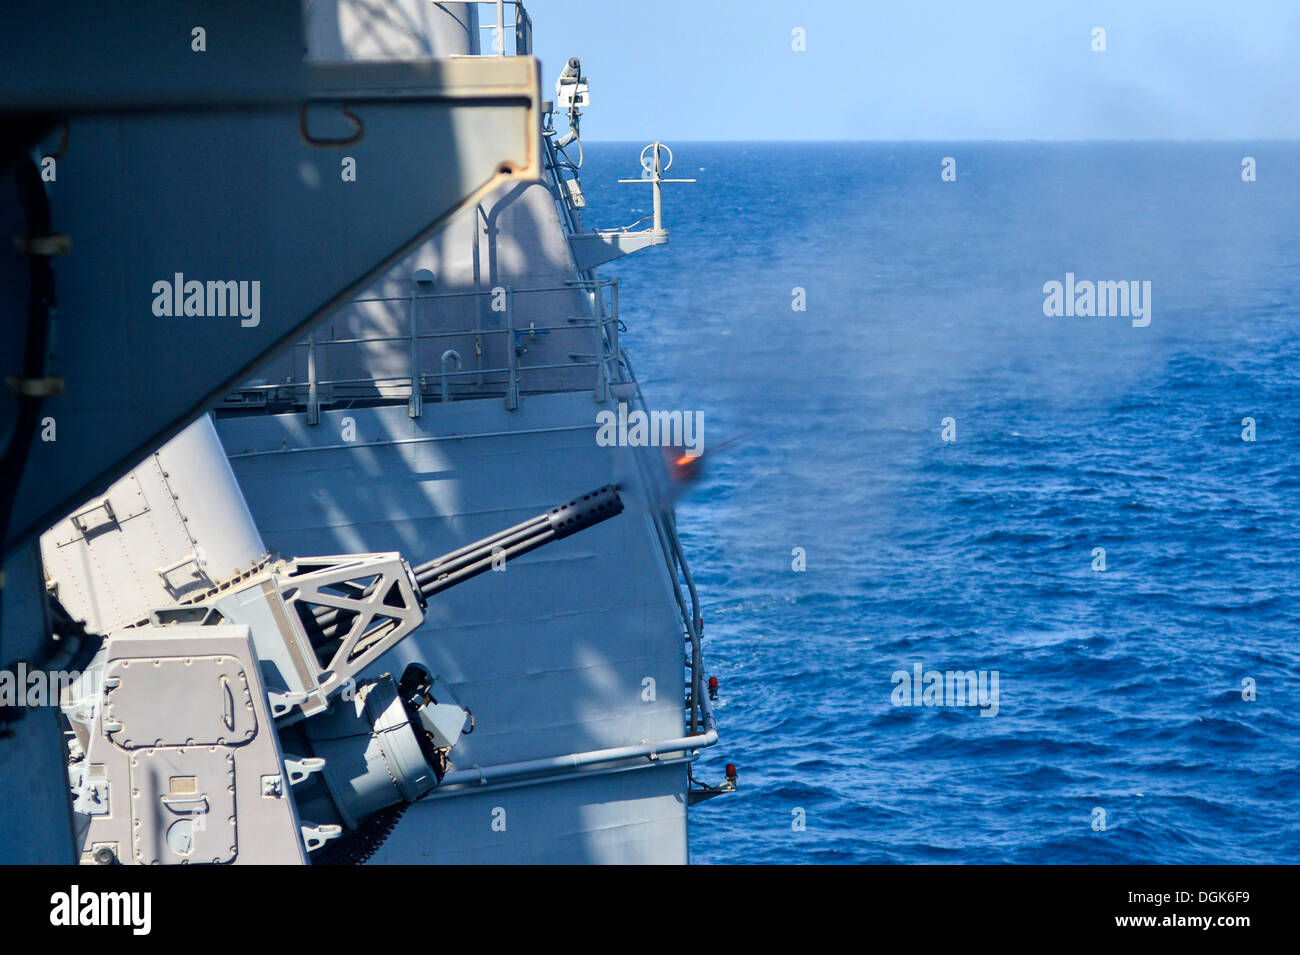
(527, 0), (1300, 141)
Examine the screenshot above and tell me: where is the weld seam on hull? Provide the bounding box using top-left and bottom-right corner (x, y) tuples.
(225, 422), (597, 459)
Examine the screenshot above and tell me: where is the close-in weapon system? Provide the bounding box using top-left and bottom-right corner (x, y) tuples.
(47, 419), (623, 865)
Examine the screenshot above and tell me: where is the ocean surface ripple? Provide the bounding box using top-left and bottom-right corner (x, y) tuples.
(584, 142), (1300, 864)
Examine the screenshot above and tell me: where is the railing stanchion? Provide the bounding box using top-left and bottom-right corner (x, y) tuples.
(505, 284), (519, 409)
(306, 330), (320, 425)
(408, 291), (422, 418)
(610, 278), (621, 383)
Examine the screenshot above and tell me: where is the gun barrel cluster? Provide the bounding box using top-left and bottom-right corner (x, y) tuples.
(308, 485), (623, 640)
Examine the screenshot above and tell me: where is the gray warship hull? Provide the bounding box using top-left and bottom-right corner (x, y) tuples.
(216, 392), (700, 863)
(1, 0), (722, 866)
(206, 0), (722, 863)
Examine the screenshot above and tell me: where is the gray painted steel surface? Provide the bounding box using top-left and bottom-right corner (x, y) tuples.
(216, 393), (698, 863)
(0, 1), (545, 863)
(1, 0), (719, 865)
(3, 53), (542, 553)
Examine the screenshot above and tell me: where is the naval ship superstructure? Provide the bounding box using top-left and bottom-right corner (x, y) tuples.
(206, 0), (730, 863)
(3, 0), (729, 865)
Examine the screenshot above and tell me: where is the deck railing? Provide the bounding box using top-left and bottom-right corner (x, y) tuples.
(618, 350), (711, 740)
(465, 1), (532, 57)
(223, 278), (621, 417)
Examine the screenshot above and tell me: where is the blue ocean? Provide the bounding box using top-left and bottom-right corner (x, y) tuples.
(582, 142), (1300, 864)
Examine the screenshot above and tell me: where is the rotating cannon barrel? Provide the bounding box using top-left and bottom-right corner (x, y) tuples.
(308, 485), (623, 639)
(414, 483), (623, 596)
